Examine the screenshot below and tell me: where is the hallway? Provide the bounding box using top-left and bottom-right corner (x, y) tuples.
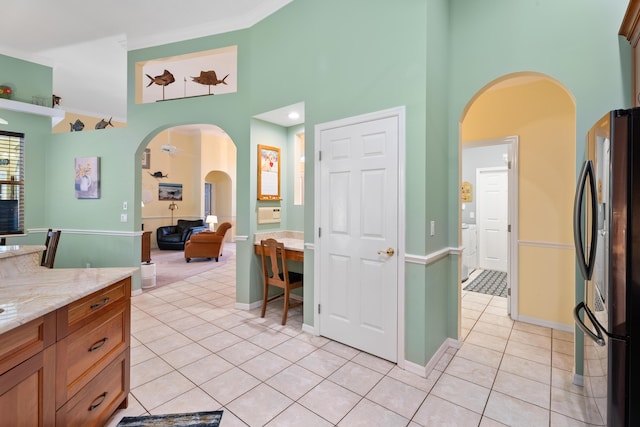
(107, 261), (596, 426)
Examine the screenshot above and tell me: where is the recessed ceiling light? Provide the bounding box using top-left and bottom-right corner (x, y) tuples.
(288, 111), (300, 120)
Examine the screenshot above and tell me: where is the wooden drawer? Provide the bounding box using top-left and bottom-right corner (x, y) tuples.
(56, 299), (129, 408)
(57, 278), (130, 338)
(56, 349), (129, 427)
(0, 312), (56, 376)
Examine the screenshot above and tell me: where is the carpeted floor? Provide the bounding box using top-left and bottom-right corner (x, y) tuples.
(147, 243), (235, 289)
(117, 410), (223, 426)
(463, 269), (507, 298)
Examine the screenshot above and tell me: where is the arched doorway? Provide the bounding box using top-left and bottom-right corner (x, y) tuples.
(459, 72), (577, 339)
(140, 124), (237, 250)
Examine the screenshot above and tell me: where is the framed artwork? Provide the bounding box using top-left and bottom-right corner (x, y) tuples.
(142, 148), (150, 169)
(257, 144), (281, 200)
(159, 183), (183, 201)
(75, 156), (100, 199)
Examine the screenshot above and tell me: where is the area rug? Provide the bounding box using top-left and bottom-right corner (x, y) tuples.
(117, 410), (223, 426)
(463, 269), (507, 298)
(147, 244), (235, 289)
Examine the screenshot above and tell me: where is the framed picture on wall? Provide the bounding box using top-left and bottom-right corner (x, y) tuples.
(75, 156), (100, 199)
(257, 144), (281, 200)
(142, 148), (150, 169)
(159, 183), (183, 201)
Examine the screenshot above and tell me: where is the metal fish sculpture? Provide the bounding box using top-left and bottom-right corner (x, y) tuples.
(146, 70), (175, 87)
(95, 117), (113, 130)
(69, 119), (84, 132)
(146, 69), (175, 101)
(191, 70), (229, 94)
(148, 171), (168, 178)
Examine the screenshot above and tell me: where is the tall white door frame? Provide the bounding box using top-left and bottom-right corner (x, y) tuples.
(314, 106), (406, 366)
(461, 136), (519, 318)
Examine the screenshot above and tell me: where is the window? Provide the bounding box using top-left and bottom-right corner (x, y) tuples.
(294, 132), (305, 205)
(0, 131), (24, 236)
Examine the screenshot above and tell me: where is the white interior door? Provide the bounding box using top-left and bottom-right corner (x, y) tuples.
(316, 112), (400, 362)
(477, 167), (508, 272)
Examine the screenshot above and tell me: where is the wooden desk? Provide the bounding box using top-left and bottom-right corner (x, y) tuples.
(254, 244), (304, 262)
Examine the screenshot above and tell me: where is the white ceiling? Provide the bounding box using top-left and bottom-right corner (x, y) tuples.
(0, 0), (295, 124)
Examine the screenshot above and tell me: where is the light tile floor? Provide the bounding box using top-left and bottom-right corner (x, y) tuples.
(106, 260), (596, 426)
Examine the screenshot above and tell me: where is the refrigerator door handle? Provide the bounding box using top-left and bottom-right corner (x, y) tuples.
(574, 301), (605, 346)
(573, 160), (598, 280)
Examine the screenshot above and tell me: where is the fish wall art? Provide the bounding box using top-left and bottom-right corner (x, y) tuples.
(69, 119), (85, 132)
(95, 117), (113, 129)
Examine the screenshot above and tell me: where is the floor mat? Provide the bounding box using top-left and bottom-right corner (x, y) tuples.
(463, 269), (507, 298)
(117, 410), (223, 426)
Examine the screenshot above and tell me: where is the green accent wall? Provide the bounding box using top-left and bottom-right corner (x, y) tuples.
(0, 0), (632, 369)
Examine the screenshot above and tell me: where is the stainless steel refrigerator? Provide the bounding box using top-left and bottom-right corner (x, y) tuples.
(574, 108), (640, 427)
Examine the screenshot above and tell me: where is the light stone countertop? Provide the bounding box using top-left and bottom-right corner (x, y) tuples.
(0, 244), (45, 259)
(254, 230), (304, 252)
(0, 267), (138, 335)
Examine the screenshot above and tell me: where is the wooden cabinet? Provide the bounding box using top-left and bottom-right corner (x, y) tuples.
(0, 313), (56, 427)
(141, 231), (151, 263)
(620, 0), (640, 106)
(0, 277), (131, 426)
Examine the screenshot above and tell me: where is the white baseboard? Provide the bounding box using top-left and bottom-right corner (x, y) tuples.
(403, 338), (459, 378)
(573, 372), (584, 387)
(132, 289), (143, 297)
(301, 323), (317, 335)
(235, 300), (262, 310)
(515, 315), (573, 333)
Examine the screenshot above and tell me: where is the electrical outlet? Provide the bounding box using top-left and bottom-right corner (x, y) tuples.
(120, 214), (128, 222)
(122, 201), (128, 210)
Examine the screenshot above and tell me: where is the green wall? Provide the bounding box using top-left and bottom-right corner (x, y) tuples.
(448, 0), (630, 375)
(1, 0), (632, 369)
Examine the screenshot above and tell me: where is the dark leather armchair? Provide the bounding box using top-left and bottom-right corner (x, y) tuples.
(156, 219), (207, 250)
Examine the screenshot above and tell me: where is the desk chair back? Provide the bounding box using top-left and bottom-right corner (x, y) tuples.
(259, 238), (303, 325)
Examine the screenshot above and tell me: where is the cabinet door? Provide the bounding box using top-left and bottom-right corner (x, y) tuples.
(0, 346), (55, 427)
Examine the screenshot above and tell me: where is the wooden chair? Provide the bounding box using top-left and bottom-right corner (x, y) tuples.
(259, 238), (303, 325)
(41, 229), (61, 268)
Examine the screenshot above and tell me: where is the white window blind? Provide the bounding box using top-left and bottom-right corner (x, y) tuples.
(0, 131), (24, 235)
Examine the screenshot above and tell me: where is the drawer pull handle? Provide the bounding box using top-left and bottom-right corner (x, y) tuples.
(88, 392), (108, 411)
(89, 337), (109, 352)
(90, 297), (110, 310)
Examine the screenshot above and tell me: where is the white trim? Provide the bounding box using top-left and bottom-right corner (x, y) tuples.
(518, 240), (574, 250)
(573, 372), (584, 387)
(514, 314), (573, 333)
(141, 215), (203, 221)
(131, 289), (143, 297)
(301, 323), (318, 335)
(461, 136), (519, 319)
(314, 106), (406, 365)
(28, 228), (143, 237)
(235, 300), (262, 310)
(403, 338), (459, 378)
(405, 247), (459, 266)
(304, 242), (314, 250)
(235, 235), (249, 241)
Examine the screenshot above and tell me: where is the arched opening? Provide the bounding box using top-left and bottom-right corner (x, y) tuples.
(138, 123), (237, 286)
(459, 72), (577, 340)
